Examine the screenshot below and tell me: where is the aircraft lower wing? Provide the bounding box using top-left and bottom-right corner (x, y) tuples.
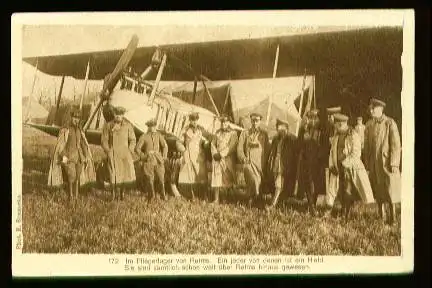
(25, 123), (104, 146)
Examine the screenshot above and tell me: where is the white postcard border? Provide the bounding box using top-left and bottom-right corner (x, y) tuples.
(11, 9), (415, 277)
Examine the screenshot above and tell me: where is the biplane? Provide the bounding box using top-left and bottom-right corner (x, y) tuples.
(22, 26), (403, 150)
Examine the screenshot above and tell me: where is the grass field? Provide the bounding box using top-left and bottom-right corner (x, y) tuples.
(21, 126), (401, 255)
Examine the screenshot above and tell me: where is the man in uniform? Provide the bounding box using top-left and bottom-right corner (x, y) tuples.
(329, 113), (375, 221)
(237, 113), (270, 206)
(363, 98), (401, 225)
(297, 109), (322, 216)
(321, 106), (342, 208)
(265, 118), (297, 210)
(101, 106), (137, 201)
(135, 119), (169, 201)
(48, 109), (96, 203)
(210, 115), (239, 204)
(178, 112), (211, 200)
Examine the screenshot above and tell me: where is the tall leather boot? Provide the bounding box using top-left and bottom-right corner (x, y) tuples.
(160, 184), (168, 201)
(111, 185), (116, 201)
(148, 182), (155, 202)
(386, 202), (395, 225)
(212, 188), (219, 204)
(120, 187), (125, 201)
(266, 188), (281, 210)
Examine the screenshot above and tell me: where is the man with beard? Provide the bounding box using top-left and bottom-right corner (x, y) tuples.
(329, 113), (375, 221)
(210, 115), (238, 204)
(297, 109), (322, 216)
(48, 109), (96, 203)
(178, 112), (210, 200)
(363, 98), (401, 225)
(237, 113), (269, 206)
(265, 119), (297, 210)
(135, 119), (169, 201)
(101, 106), (137, 201)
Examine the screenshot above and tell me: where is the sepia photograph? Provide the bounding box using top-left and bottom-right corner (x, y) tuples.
(12, 10), (414, 276)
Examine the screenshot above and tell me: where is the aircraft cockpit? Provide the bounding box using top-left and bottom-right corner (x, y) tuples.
(119, 66), (153, 95)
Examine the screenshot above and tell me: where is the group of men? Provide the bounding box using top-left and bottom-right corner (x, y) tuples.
(48, 97), (401, 225)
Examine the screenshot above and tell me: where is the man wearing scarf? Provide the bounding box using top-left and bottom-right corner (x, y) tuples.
(329, 113), (375, 221)
(265, 118), (298, 210)
(210, 115), (239, 204)
(237, 113), (270, 206)
(48, 109), (96, 203)
(363, 98), (401, 225)
(101, 106), (137, 201)
(135, 119), (168, 201)
(178, 112), (211, 200)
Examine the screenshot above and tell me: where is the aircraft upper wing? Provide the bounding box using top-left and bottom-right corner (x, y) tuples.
(22, 27), (402, 81)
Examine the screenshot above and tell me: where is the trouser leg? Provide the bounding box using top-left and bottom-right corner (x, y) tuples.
(155, 164), (167, 200)
(143, 162), (155, 200)
(304, 172), (316, 216)
(75, 163), (82, 201)
(341, 170), (354, 222)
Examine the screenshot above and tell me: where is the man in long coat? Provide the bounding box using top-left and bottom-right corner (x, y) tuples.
(363, 98), (401, 225)
(48, 109), (96, 202)
(135, 119), (169, 201)
(297, 110), (323, 216)
(321, 106), (342, 207)
(178, 112), (211, 200)
(101, 106), (137, 201)
(237, 113), (270, 205)
(265, 119), (298, 210)
(210, 115), (238, 204)
(329, 113), (375, 221)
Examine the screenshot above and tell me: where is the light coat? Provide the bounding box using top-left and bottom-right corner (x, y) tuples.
(363, 114), (401, 203)
(210, 128), (238, 188)
(329, 129), (375, 204)
(178, 125), (209, 184)
(101, 120), (137, 187)
(48, 127), (96, 188)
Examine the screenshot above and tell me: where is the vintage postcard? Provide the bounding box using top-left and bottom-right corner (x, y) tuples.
(12, 10), (414, 277)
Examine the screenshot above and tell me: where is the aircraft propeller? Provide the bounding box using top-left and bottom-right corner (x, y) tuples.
(83, 34), (139, 130)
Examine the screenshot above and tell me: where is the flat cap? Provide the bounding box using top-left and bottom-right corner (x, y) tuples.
(113, 106), (127, 115)
(333, 113), (349, 122)
(369, 98), (386, 108)
(276, 118), (290, 128)
(250, 113), (263, 119)
(145, 119), (157, 127)
(189, 112), (199, 121)
(326, 106), (342, 114)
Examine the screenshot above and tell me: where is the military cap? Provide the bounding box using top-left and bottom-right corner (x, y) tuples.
(250, 113), (263, 120)
(189, 112), (200, 121)
(145, 119), (157, 127)
(113, 106), (127, 115)
(369, 98), (386, 108)
(333, 113), (349, 122)
(276, 118), (290, 128)
(326, 106), (342, 114)
(70, 109), (82, 118)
